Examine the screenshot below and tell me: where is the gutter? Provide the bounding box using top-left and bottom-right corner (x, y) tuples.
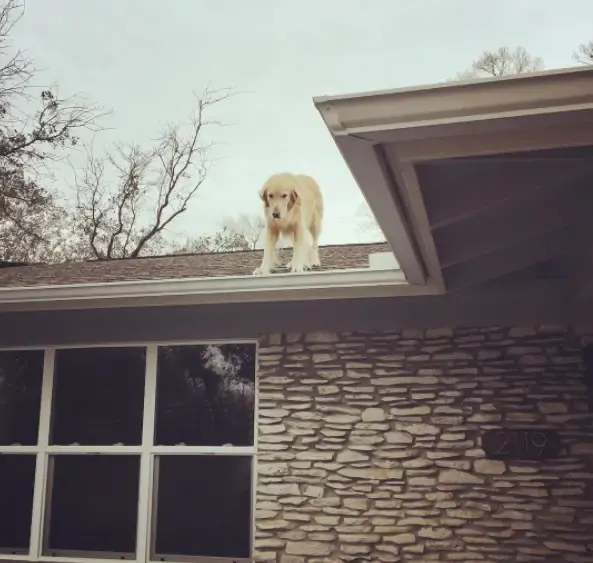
(0, 268), (441, 312)
(312, 65), (593, 143)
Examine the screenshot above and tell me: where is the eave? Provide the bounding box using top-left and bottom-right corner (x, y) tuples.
(313, 66), (593, 303)
(0, 267), (439, 312)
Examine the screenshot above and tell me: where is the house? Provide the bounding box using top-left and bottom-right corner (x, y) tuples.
(0, 66), (593, 563)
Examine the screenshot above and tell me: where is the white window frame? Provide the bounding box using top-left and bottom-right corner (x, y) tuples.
(0, 339), (258, 563)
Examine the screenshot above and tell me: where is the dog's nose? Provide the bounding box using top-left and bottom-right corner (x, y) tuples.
(272, 211), (280, 219)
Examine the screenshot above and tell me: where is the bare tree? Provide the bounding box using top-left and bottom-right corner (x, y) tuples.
(170, 213), (263, 256)
(0, 0), (102, 262)
(574, 40), (593, 65)
(173, 225), (251, 255)
(220, 213), (265, 250)
(455, 46), (544, 80)
(72, 86), (232, 260)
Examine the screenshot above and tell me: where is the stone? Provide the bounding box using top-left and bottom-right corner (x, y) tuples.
(361, 407), (387, 422)
(543, 541), (586, 553)
(373, 376), (438, 386)
(260, 423), (286, 434)
(418, 527), (453, 539)
(258, 463), (290, 476)
(279, 556), (305, 563)
(467, 413), (502, 423)
(326, 414), (360, 424)
(409, 476), (437, 487)
(344, 498), (369, 510)
(295, 450), (334, 461)
(260, 408), (290, 418)
(433, 352), (472, 361)
(303, 485), (324, 498)
(318, 369), (344, 380)
(538, 402), (568, 414)
(390, 405), (431, 416)
(257, 519), (291, 530)
(396, 423), (439, 436)
(438, 469), (484, 485)
(337, 450), (368, 463)
(385, 431), (414, 444)
(259, 484), (300, 496)
(338, 467), (402, 480)
(255, 326), (593, 560)
(474, 459), (506, 475)
(285, 541), (333, 556)
(305, 331), (338, 343)
(383, 533), (416, 545)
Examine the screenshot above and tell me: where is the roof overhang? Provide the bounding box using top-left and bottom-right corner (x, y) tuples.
(314, 66), (593, 302)
(0, 267), (440, 313)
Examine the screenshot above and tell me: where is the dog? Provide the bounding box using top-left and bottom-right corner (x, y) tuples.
(253, 173), (324, 275)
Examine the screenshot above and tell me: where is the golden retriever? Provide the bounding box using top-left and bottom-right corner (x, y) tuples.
(253, 173), (324, 275)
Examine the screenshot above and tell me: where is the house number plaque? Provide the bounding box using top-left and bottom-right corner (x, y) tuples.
(482, 428), (561, 460)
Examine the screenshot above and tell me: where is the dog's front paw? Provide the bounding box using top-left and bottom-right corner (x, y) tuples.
(253, 267), (270, 276)
(290, 262), (310, 273)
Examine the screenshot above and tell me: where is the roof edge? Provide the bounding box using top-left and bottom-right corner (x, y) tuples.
(0, 267), (441, 312)
(313, 66), (593, 140)
(313, 65), (593, 104)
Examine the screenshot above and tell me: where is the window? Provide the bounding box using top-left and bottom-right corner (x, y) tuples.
(0, 342), (256, 563)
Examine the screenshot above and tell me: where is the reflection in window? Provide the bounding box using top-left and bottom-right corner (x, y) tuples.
(155, 344), (255, 446)
(44, 455), (140, 558)
(51, 347), (146, 446)
(0, 350), (44, 446)
(0, 455), (36, 553)
(153, 455), (252, 559)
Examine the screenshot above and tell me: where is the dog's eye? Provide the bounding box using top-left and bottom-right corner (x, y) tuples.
(268, 194), (274, 199)
(282, 194), (287, 199)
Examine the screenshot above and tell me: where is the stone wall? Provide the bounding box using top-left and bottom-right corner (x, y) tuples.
(255, 326), (593, 563)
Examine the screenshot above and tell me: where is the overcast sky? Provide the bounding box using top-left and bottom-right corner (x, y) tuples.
(13, 0), (593, 245)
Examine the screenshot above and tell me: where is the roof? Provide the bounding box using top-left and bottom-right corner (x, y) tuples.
(313, 65), (593, 308)
(0, 242), (391, 288)
(5, 67), (593, 314)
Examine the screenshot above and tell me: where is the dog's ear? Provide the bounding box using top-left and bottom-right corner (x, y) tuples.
(259, 186), (268, 206)
(289, 188), (299, 208)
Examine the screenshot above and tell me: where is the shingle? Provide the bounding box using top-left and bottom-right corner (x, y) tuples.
(0, 242), (391, 288)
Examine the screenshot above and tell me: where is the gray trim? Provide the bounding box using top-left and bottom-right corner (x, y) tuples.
(0, 281), (587, 347)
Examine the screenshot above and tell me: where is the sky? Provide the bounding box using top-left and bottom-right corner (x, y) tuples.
(12, 0), (593, 246)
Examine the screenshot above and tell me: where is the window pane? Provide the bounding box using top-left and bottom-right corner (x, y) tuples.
(0, 455), (36, 553)
(155, 344), (255, 446)
(51, 347), (146, 445)
(153, 455), (252, 559)
(44, 455), (140, 557)
(0, 350), (44, 445)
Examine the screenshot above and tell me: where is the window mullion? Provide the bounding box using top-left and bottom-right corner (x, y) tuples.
(136, 345), (158, 563)
(29, 348), (55, 559)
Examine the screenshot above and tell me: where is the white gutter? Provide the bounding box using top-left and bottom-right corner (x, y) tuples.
(0, 268), (442, 312)
(313, 65), (593, 143)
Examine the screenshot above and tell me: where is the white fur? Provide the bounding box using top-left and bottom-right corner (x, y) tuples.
(253, 173), (324, 276)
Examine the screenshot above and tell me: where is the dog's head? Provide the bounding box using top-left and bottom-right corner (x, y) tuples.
(259, 175), (299, 224)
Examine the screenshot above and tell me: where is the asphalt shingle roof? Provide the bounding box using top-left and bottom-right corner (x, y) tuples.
(0, 242), (391, 288)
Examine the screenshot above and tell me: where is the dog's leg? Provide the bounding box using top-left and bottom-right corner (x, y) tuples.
(309, 224), (321, 268)
(253, 228), (278, 276)
(309, 244), (320, 268)
(290, 224), (311, 273)
(310, 233), (321, 268)
(286, 231), (312, 270)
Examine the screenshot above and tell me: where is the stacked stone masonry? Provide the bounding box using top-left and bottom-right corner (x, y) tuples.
(255, 326), (593, 563)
